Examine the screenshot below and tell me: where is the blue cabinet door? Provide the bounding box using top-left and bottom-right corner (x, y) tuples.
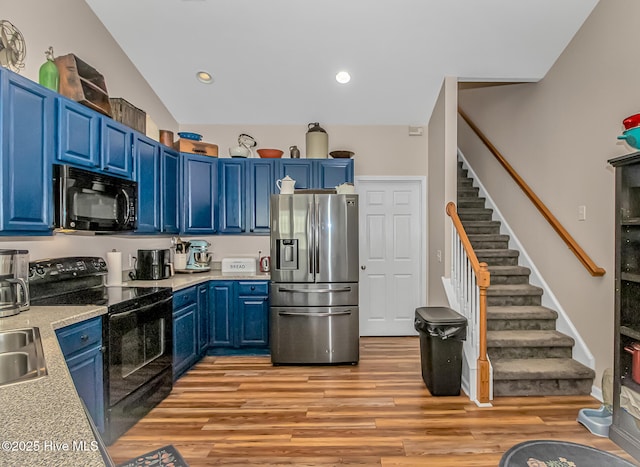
(277, 160), (313, 189)
(197, 283), (209, 356)
(101, 118), (133, 178)
(173, 303), (198, 380)
(209, 281), (234, 347)
(56, 317), (105, 434)
(315, 159), (354, 188)
(181, 153), (217, 234)
(218, 159), (246, 233)
(237, 296), (269, 347)
(247, 159), (275, 234)
(161, 148), (180, 233)
(57, 98), (100, 168)
(1, 70), (55, 233)
(134, 134), (160, 233)
(65, 345), (105, 433)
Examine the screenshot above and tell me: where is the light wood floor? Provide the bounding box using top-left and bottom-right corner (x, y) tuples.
(107, 337), (637, 466)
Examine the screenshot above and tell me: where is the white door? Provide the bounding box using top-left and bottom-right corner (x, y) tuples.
(356, 177), (426, 336)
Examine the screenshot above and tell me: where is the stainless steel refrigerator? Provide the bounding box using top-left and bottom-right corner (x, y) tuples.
(270, 192), (359, 364)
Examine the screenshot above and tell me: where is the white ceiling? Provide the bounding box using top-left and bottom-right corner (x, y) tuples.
(85, 0), (598, 126)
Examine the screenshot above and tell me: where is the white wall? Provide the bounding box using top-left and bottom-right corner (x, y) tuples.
(457, 0), (634, 386)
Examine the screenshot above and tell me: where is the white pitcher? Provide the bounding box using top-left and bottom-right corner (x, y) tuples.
(276, 175), (296, 194)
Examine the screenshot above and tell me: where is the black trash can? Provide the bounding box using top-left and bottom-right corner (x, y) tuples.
(414, 307), (467, 396)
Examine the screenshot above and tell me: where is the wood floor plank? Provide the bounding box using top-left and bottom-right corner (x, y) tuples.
(107, 336), (639, 466)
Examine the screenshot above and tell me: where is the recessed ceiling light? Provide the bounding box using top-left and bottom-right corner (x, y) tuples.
(336, 71), (351, 84)
(196, 71), (213, 84)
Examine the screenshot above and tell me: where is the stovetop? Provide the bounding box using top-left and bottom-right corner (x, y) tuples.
(29, 256), (173, 313)
(30, 285), (170, 308)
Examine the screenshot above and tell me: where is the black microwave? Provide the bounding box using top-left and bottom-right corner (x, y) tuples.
(54, 164), (137, 232)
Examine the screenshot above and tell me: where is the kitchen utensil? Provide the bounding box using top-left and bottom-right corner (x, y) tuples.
(289, 145), (300, 158)
(306, 122), (328, 159)
(177, 132), (203, 141)
(230, 133), (256, 158)
(624, 114), (640, 130)
(260, 255), (271, 273)
(618, 127), (640, 149)
(276, 175), (296, 194)
(330, 150), (354, 159)
(257, 148), (284, 159)
(174, 253), (187, 270)
(625, 342), (640, 384)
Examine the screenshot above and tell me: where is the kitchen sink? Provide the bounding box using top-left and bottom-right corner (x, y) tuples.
(0, 329), (32, 353)
(0, 328), (47, 387)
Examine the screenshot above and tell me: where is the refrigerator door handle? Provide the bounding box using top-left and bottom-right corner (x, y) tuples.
(278, 310), (353, 317)
(277, 287), (352, 294)
(307, 198), (314, 275)
(315, 197), (320, 275)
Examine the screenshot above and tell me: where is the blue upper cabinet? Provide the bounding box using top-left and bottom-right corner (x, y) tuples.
(161, 147), (180, 234)
(101, 118), (133, 178)
(247, 159), (275, 234)
(57, 99), (100, 168)
(181, 153), (217, 234)
(133, 133), (161, 233)
(218, 158), (246, 234)
(315, 159), (354, 188)
(278, 160), (313, 189)
(0, 69), (55, 233)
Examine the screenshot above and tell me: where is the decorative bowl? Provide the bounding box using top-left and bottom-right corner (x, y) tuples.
(624, 114), (640, 131)
(330, 150), (355, 159)
(177, 132), (203, 141)
(257, 149), (284, 159)
(618, 127), (640, 150)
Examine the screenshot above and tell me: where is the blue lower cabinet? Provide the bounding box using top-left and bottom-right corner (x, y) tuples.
(56, 317), (105, 434)
(209, 280), (269, 354)
(172, 286), (198, 380)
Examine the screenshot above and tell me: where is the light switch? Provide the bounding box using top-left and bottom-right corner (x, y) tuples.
(578, 205), (586, 221)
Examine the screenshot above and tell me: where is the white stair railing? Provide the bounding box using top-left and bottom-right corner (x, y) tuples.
(446, 202), (491, 404)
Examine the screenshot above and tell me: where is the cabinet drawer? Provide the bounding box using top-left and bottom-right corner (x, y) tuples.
(173, 286), (197, 309)
(237, 281), (268, 296)
(57, 317), (103, 357)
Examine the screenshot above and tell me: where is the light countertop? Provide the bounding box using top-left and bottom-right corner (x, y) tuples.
(124, 270), (271, 290)
(0, 305), (107, 467)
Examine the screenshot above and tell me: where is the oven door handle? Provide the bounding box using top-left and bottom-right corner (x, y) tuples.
(109, 296), (172, 316)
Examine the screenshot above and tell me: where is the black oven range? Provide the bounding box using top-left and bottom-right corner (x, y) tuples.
(29, 256), (173, 445)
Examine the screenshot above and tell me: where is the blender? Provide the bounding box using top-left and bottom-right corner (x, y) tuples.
(0, 249), (30, 317)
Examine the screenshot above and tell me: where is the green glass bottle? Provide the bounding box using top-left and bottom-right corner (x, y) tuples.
(39, 46), (59, 92)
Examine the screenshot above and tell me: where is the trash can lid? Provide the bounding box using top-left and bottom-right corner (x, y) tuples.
(415, 307), (467, 326)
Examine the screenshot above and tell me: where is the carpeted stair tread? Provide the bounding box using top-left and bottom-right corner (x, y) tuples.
(467, 234), (510, 243)
(458, 198), (486, 208)
(475, 248), (519, 257)
(457, 186), (479, 197)
(487, 284), (543, 296)
(487, 330), (574, 347)
(487, 305), (557, 320)
(460, 220), (502, 234)
(492, 358), (595, 380)
(488, 265), (530, 276)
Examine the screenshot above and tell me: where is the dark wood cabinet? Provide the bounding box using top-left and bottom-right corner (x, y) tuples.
(609, 152), (640, 459)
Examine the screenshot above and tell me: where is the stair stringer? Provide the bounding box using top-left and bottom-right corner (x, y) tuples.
(456, 149), (598, 397)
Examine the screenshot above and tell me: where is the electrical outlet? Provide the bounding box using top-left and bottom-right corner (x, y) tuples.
(128, 254), (133, 267)
(436, 250), (442, 262)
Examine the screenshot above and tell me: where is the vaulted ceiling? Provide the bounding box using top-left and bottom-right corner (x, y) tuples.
(86, 0), (599, 125)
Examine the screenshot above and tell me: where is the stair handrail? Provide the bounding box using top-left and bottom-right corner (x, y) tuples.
(458, 108), (605, 277)
(446, 201), (491, 404)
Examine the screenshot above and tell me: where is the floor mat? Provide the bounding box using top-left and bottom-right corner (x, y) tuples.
(500, 440), (636, 466)
(117, 444), (189, 467)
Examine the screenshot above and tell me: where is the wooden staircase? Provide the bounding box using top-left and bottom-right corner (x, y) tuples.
(457, 162), (595, 396)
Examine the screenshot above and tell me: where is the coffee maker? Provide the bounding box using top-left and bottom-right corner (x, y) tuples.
(0, 249), (30, 317)
(186, 240), (212, 271)
(133, 249), (172, 280)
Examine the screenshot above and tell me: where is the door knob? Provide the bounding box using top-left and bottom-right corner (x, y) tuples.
(361, 265), (366, 270)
